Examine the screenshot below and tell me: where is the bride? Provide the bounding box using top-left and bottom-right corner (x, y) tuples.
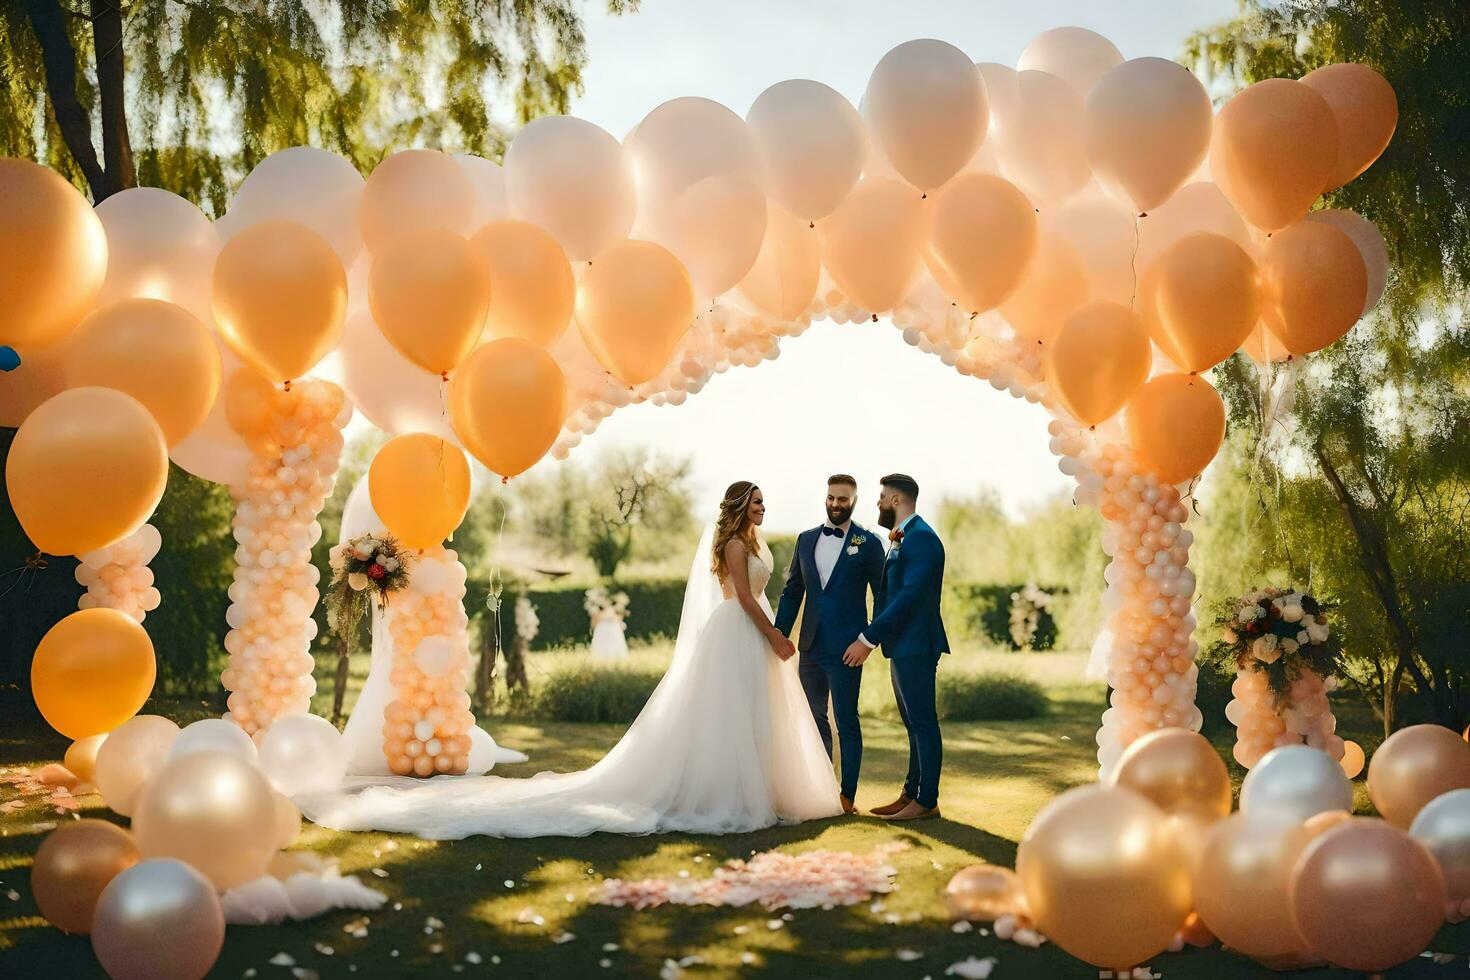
(297, 481), (843, 838)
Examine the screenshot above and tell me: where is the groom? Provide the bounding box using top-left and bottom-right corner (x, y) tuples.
(775, 475), (886, 815)
(844, 473), (949, 821)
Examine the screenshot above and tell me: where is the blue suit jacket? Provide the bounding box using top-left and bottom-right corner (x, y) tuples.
(774, 524), (885, 664)
(867, 515), (950, 660)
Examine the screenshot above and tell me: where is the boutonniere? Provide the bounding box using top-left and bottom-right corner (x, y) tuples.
(847, 533), (867, 555)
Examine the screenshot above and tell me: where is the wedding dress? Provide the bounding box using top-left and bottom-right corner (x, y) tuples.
(297, 529), (842, 839)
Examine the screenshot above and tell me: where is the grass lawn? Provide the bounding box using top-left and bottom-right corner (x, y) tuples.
(2, 645), (1466, 978)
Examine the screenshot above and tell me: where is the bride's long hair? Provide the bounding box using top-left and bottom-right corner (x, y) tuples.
(711, 481), (760, 580)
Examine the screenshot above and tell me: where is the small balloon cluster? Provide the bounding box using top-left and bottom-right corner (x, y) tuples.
(75, 523), (163, 622)
(1010, 727), (1470, 974)
(220, 376), (349, 738)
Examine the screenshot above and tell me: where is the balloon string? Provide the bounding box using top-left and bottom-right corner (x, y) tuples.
(1129, 214), (1141, 311)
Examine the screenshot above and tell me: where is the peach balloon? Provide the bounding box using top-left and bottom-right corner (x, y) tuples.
(369, 434), (471, 550)
(1044, 190), (1137, 307)
(32, 820), (140, 934)
(1259, 220), (1367, 356)
(1086, 57), (1213, 214)
(864, 39), (987, 191)
(647, 173), (768, 299)
(1017, 26), (1123, 97)
(1290, 818), (1446, 972)
(471, 220), (575, 347)
(925, 173), (1038, 313)
(817, 177), (926, 314)
(94, 715), (180, 817)
(6, 387), (168, 556)
(998, 233), (1089, 346)
(1192, 812), (1316, 965)
(746, 78), (867, 221)
(575, 239), (695, 385)
(1045, 300), (1150, 427)
(1135, 181), (1253, 273)
(1339, 739), (1366, 779)
(737, 207), (821, 320)
(1126, 373), (1227, 486)
(0, 339), (67, 427)
(273, 792), (302, 849)
(369, 228), (491, 375)
(62, 299), (222, 446)
(1241, 320), (1292, 363)
(448, 338), (566, 478)
(31, 609), (156, 740)
(212, 220), (348, 381)
(504, 115), (637, 261)
(1210, 78), (1338, 231)
(1110, 727), (1233, 819)
(996, 70), (1091, 207)
(64, 733), (108, 784)
(91, 858), (224, 980)
(1368, 724), (1470, 829)
(222, 365), (282, 451)
(224, 146), (365, 268)
(1301, 63), (1398, 191)
(359, 148), (476, 255)
(1017, 785), (1192, 969)
(94, 187), (219, 320)
(1140, 232), (1261, 372)
(0, 158), (107, 350)
(1305, 208), (1389, 315)
(945, 864), (1024, 922)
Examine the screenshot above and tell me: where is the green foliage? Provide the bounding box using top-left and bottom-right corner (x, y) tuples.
(862, 670), (1048, 723)
(764, 534), (798, 606)
(525, 661), (665, 723)
(943, 583), (1064, 651)
(467, 576), (688, 651)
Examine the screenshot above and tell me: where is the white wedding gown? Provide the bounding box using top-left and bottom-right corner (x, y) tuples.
(297, 540), (842, 839)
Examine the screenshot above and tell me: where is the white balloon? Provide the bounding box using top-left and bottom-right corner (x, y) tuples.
(746, 79), (866, 220)
(453, 153), (509, 231)
(169, 719), (259, 766)
(337, 309), (460, 445)
(1305, 209), (1389, 314)
(505, 115), (636, 261)
(1017, 26), (1124, 97)
(864, 39), (988, 191)
(169, 336), (252, 486)
(94, 188), (219, 320)
(995, 70), (1090, 207)
(223, 146), (366, 267)
(467, 726), (498, 776)
(257, 713), (348, 796)
(628, 97), (763, 204)
(1240, 744), (1353, 823)
(413, 635), (457, 678)
(1134, 181), (1253, 274)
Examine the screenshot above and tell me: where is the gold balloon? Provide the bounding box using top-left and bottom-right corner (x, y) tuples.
(62, 299), (222, 446)
(31, 609), (156, 740)
(64, 733), (108, 784)
(1016, 785), (1192, 969)
(1192, 812), (1315, 964)
(945, 864), (1024, 922)
(212, 219), (347, 381)
(6, 387), (168, 556)
(448, 338), (566, 479)
(369, 433), (471, 550)
(1139, 233), (1260, 373)
(925, 173), (1038, 313)
(369, 228), (491, 374)
(273, 792), (302, 849)
(32, 820), (140, 934)
(1210, 78), (1338, 232)
(132, 750), (279, 890)
(1301, 63), (1398, 191)
(737, 206), (821, 321)
(1290, 818), (1447, 972)
(1125, 373), (1227, 486)
(0, 158), (108, 350)
(471, 220), (575, 347)
(998, 233), (1089, 346)
(1259, 220), (1367, 357)
(1045, 300), (1151, 427)
(91, 858), (224, 980)
(575, 239), (694, 386)
(1368, 723), (1470, 829)
(817, 177), (926, 313)
(1110, 727), (1232, 819)
(1339, 739), (1366, 779)
(94, 715), (181, 817)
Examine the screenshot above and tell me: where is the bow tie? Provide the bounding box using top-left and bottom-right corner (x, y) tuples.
(821, 526), (844, 538)
(889, 529), (905, 544)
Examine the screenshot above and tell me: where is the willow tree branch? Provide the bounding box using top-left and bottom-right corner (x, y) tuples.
(89, 0), (134, 198)
(23, 0), (106, 195)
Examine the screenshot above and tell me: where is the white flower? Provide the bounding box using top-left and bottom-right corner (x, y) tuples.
(1307, 623), (1329, 643)
(1262, 633), (1279, 651)
(379, 556), (399, 572)
(1281, 638), (1299, 655)
(1237, 607), (1256, 624)
(1252, 636), (1281, 664)
(1281, 603), (1304, 623)
(1221, 627), (1238, 643)
(1297, 630), (1311, 646)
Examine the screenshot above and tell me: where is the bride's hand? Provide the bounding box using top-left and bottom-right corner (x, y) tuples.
(769, 633), (796, 661)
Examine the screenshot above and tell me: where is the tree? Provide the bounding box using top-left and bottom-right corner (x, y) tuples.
(582, 448), (694, 579)
(1, 0), (636, 206)
(1188, 0), (1470, 734)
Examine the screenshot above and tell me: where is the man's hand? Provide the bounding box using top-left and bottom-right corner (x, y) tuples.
(842, 640), (872, 667)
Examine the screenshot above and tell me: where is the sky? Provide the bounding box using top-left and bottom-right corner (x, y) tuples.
(548, 0), (1237, 533)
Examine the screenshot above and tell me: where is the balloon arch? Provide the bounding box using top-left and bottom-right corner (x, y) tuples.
(2, 28), (1394, 781)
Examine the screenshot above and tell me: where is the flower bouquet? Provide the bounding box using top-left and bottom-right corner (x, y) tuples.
(324, 534), (413, 721)
(584, 585), (631, 623)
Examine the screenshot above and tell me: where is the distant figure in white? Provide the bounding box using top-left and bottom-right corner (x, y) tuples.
(586, 586), (630, 659)
(297, 480), (842, 838)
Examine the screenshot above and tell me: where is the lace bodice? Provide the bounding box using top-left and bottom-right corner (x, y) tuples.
(720, 545), (771, 599)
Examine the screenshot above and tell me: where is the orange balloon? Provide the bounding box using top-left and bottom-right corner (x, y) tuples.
(817, 177), (925, 313)
(32, 820), (140, 934)
(469, 221), (574, 347)
(737, 207), (821, 321)
(1211, 78), (1338, 232)
(999, 233), (1089, 346)
(368, 434), (472, 550)
(0, 158), (108, 350)
(6, 387), (168, 555)
(926, 173), (1038, 313)
(1126, 373), (1226, 486)
(222, 366), (282, 450)
(1192, 812), (1316, 965)
(369, 229), (491, 375)
(575, 239), (694, 386)
(0, 339), (68, 427)
(1240, 320), (1292, 363)
(212, 220), (347, 381)
(1368, 724), (1470, 829)
(1301, 63), (1398, 191)
(62, 299), (222, 446)
(1139, 233), (1261, 372)
(31, 608), (156, 739)
(1110, 727), (1233, 819)
(945, 864), (1024, 922)
(1259, 221), (1367, 356)
(448, 338), (566, 478)
(1045, 300), (1151, 427)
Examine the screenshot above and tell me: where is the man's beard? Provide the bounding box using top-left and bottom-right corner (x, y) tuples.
(877, 504), (897, 530)
(826, 503), (854, 527)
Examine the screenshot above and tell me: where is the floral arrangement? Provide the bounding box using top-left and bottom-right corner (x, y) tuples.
(584, 585), (630, 623)
(1008, 583), (1054, 651)
(514, 595), (540, 645)
(325, 533), (414, 651)
(1208, 586), (1339, 706)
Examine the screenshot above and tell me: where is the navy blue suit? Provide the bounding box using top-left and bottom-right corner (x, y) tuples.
(774, 524), (884, 799)
(867, 515), (949, 809)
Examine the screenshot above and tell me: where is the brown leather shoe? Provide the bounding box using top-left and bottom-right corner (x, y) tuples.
(882, 801), (940, 822)
(839, 794), (857, 815)
(870, 793), (911, 817)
